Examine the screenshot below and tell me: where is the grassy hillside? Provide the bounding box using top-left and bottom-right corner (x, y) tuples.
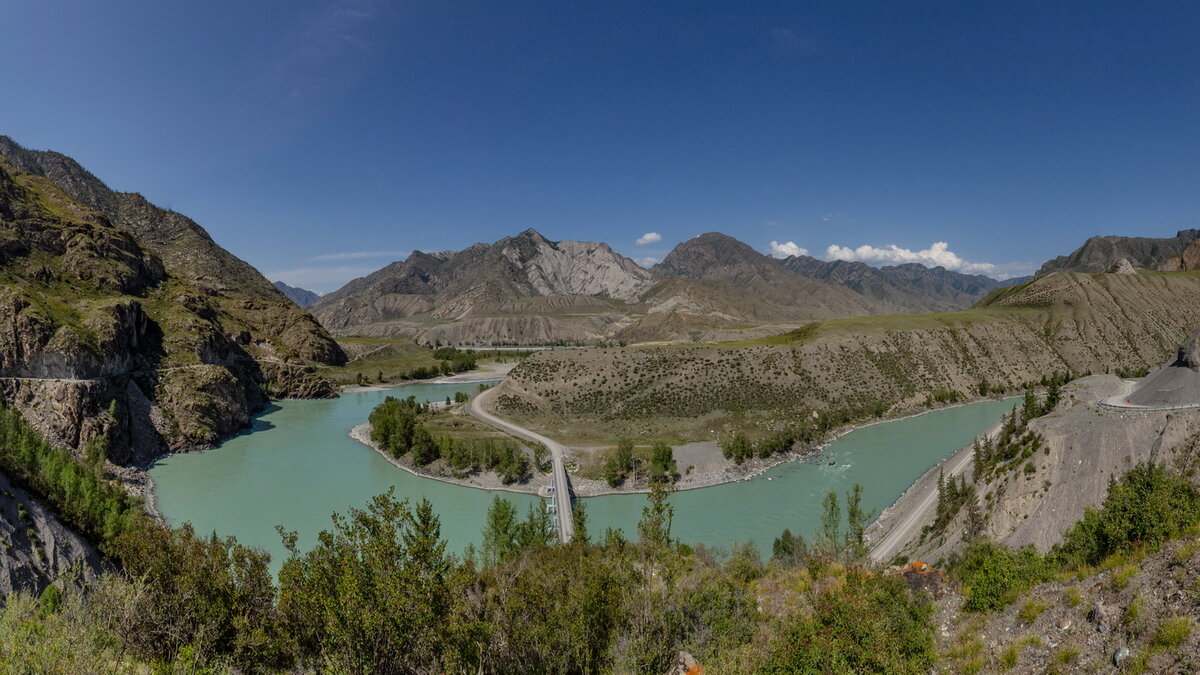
(492, 271), (1200, 444)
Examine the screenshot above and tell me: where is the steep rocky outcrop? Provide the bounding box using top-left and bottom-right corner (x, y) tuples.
(273, 281), (321, 308)
(1157, 238), (1200, 272)
(0, 135), (345, 368)
(0, 137), (344, 465)
(1037, 229), (1200, 276)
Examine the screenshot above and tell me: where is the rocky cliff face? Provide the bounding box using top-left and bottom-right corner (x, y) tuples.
(0, 137), (345, 466)
(1036, 229), (1200, 276)
(892, 375), (1200, 568)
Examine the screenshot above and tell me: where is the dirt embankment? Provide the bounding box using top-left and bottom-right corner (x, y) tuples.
(874, 375), (1200, 567)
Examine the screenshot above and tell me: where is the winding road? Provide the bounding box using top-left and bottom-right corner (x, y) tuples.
(469, 386), (575, 543)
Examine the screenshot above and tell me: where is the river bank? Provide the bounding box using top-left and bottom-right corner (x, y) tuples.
(339, 361), (516, 394)
(348, 393), (1021, 498)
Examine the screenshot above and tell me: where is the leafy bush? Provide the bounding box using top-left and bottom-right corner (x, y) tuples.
(762, 569), (936, 673)
(1054, 463), (1200, 568)
(955, 540), (1052, 612)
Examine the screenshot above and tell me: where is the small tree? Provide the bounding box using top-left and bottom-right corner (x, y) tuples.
(816, 491), (841, 555)
(844, 484), (872, 559)
(649, 442), (677, 482)
(637, 480), (675, 547)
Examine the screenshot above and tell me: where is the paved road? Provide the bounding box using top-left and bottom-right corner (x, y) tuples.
(469, 386), (575, 543)
(869, 421), (1001, 563)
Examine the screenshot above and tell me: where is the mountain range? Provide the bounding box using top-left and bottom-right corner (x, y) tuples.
(310, 230), (1030, 345)
(273, 281), (321, 308)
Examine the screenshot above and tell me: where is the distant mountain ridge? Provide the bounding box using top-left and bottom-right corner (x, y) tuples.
(779, 255), (1020, 314)
(313, 229), (1035, 345)
(273, 281), (321, 308)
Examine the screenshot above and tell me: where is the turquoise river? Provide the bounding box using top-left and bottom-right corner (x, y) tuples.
(150, 381), (1017, 573)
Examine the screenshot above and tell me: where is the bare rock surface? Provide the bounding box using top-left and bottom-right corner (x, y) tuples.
(0, 470), (100, 596)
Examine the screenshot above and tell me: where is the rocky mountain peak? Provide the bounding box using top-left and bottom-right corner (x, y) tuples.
(653, 232), (782, 281)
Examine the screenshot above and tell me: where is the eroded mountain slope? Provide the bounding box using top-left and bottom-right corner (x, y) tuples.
(490, 271), (1200, 443)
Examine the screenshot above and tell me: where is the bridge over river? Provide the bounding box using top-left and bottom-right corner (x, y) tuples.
(469, 386), (574, 543)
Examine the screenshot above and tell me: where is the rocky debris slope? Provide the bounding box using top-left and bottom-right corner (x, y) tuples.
(891, 376), (1200, 567)
(0, 138), (344, 464)
(935, 537), (1200, 673)
(0, 470), (100, 596)
(491, 271), (1200, 443)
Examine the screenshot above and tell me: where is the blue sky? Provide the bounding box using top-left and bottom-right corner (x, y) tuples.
(3, 1), (1199, 292)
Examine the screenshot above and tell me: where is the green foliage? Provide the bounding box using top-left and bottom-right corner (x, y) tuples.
(370, 396), (529, 482)
(649, 441), (677, 482)
(815, 491), (841, 554)
(844, 484), (872, 558)
(638, 480), (675, 547)
(1018, 598), (1047, 624)
(1054, 463), (1200, 568)
(276, 492), (454, 672)
(762, 569), (936, 674)
(720, 429), (797, 465)
(472, 540), (629, 673)
(772, 528), (808, 567)
(972, 404), (1047, 482)
(0, 404), (140, 547)
(1151, 616), (1194, 650)
(955, 540), (1053, 612)
(111, 521), (281, 667)
(934, 468), (977, 533)
(481, 496), (555, 567)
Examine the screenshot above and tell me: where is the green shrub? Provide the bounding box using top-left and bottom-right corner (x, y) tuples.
(955, 540), (1052, 612)
(1055, 463), (1200, 568)
(762, 569), (936, 673)
(1151, 616), (1194, 650)
(1018, 599), (1047, 624)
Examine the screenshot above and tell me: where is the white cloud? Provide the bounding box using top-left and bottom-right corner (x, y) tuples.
(634, 256), (659, 268)
(824, 241), (999, 275)
(309, 249), (409, 262)
(636, 232), (663, 245)
(768, 241), (808, 258)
